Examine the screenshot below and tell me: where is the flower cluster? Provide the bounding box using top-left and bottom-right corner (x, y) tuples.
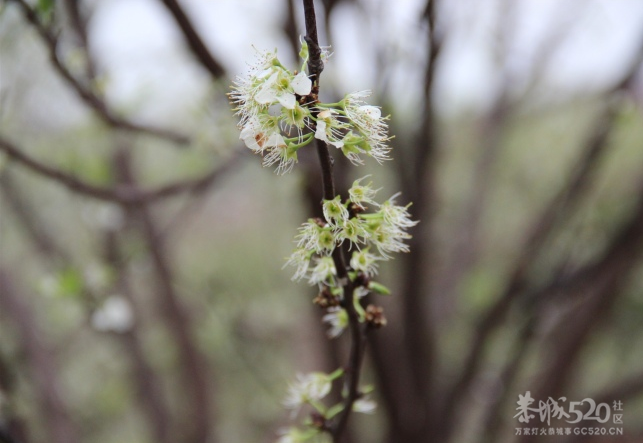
(231, 37), (414, 443)
(278, 369), (376, 443)
(229, 41), (391, 173)
(285, 176), (417, 337)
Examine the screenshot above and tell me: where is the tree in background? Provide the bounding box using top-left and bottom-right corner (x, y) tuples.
(1, 1), (643, 443)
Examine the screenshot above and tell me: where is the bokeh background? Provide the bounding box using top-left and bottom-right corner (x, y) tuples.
(2, 1), (643, 442)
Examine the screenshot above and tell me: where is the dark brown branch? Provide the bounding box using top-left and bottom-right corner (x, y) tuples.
(0, 271), (81, 443)
(63, 0), (97, 80)
(438, 36), (643, 441)
(0, 135), (241, 203)
(303, 0), (324, 85)
(0, 351), (28, 443)
(302, 2), (366, 440)
(115, 151), (215, 443)
(510, 178), (643, 443)
(381, 2), (442, 442)
(103, 228), (175, 443)
(99, 153), (176, 443)
(0, 171), (68, 262)
(8, 0), (189, 145)
(478, 314), (538, 443)
(159, 0), (226, 79)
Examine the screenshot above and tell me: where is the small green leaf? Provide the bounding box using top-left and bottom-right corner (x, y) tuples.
(56, 268), (84, 299)
(326, 403), (345, 419)
(368, 281), (391, 295)
(36, 0), (54, 19)
(299, 39), (310, 63)
(328, 367), (345, 380)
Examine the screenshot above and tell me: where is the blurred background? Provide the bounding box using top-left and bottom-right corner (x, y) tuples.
(2, 0), (643, 442)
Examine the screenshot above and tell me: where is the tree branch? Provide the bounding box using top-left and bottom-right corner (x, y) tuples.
(8, 0), (190, 145)
(0, 271), (81, 443)
(0, 135), (241, 203)
(114, 150), (215, 443)
(158, 0), (226, 79)
(302, 2), (366, 440)
(438, 36), (643, 441)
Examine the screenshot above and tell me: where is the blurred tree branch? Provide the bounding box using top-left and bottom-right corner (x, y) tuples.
(0, 272), (80, 443)
(0, 136), (242, 204)
(114, 149), (216, 443)
(7, 0), (190, 145)
(159, 0), (226, 79)
(369, 2), (443, 442)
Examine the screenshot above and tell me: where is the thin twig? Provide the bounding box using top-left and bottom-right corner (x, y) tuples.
(8, 0), (190, 145)
(0, 170), (69, 261)
(302, 1), (367, 440)
(0, 135), (242, 203)
(62, 0), (97, 80)
(159, 0), (226, 79)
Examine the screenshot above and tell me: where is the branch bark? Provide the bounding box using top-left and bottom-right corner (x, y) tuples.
(0, 272), (81, 443)
(302, 2), (367, 440)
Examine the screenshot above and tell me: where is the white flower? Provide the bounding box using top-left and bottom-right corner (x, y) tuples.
(309, 256), (336, 286)
(323, 307), (348, 338)
(340, 217), (368, 247)
(284, 248), (313, 281)
(256, 71), (312, 109)
(239, 116), (285, 153)
(353, 397), (377, 414)
(91, 295), (134, 333)
(322, 196), (349, 226)
(360, 193), (418, 257)
(283, 372), (332, 412)
(371, 223), (412, 258)
(314, 109), (348, 148)
(348, 176), (380, 207)
(229, 49), (280, 126)
(379, 193), (418, 229)
(350, 249), (380, 277)
(342, 91), (391, 162)
(295, 219), (336, 253)
(262, 142), (298, 174)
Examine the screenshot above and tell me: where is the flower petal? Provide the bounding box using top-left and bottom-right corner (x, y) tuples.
(277, 92), (297, 109)
(255, 72), (279, 104)
(359, 105), (381, 120)
(291, 72), (312, 95)
(315, 121), (328, 142)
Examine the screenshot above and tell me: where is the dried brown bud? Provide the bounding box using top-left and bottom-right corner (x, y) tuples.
(349, 202), (367, 216)
(365, 304), (387, 329)
(313, 287), (340, 308)
(310, 412), (327, 430)
(354, 271), (370, 288)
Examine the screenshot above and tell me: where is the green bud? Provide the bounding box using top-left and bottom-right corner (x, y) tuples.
(368, 281), (391, 295)
(299, 40), (310, 62)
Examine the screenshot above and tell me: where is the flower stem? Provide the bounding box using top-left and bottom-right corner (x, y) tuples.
(303, 1), (368, 441)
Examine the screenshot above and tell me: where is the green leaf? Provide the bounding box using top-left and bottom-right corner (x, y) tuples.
(299, 39), (310, 63)
(56, 267), (84, 299)
(326, 403), (345, 419)
(368, 281), (391, 295)
(36, 0), (54, 19)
